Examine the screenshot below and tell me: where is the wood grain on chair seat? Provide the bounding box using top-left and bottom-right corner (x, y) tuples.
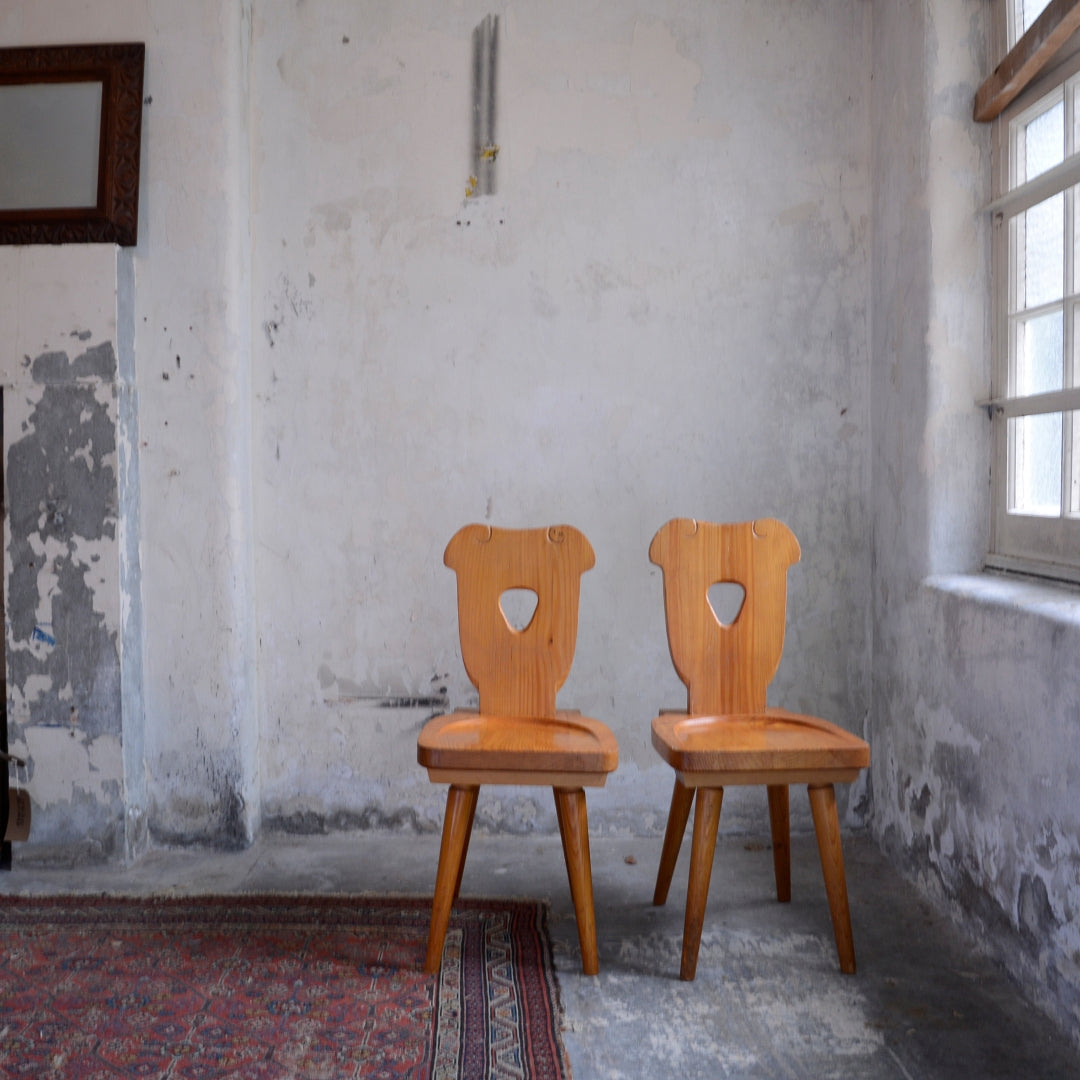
(419, 710), (618, 781)
(652, 708), (868, 781)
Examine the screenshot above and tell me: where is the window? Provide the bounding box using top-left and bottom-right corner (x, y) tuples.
(986, 1), (1080, 581)
(1014, 0), (1054, 39)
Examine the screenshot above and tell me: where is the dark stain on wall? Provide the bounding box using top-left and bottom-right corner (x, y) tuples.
(930, 741), (982, 809)
(1017, 873), (1058, 944)
(148, 754), (250, 852)
(909, 781), (932, 822)
(264, 804), (430, 837)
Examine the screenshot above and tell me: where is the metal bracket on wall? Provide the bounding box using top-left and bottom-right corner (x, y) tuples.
(470, 15), (499, 198)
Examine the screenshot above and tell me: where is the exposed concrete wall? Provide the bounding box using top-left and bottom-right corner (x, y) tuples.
(248, 0), (873, 836)
(870, 0), (1080, 1043)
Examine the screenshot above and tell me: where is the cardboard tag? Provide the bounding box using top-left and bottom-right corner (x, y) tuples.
(4, 788), (31, 842)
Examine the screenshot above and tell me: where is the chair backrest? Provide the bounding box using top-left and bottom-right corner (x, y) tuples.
(649, 518), (801, 715)
(444, 524), (595, 717)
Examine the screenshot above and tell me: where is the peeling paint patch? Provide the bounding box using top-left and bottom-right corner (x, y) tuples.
(31, 341), (116, 384)
(6, 354), (120, 740)
(14, 728), (125, 857)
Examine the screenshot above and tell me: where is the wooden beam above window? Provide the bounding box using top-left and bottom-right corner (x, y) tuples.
(974, 0), (1080, 122)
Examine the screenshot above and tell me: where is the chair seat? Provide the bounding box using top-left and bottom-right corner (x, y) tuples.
(419, 709), (618, 786)
(652, 708), (869, 785)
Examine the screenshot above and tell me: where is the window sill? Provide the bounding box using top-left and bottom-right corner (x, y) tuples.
(984, 551), (1080, 587)
(924, 568), (1080, 626)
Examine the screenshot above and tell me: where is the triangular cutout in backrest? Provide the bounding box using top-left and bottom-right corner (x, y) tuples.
(500, 587), (539, 631)
(707, 580), (746, 627)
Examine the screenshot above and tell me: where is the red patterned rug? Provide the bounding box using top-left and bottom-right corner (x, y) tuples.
(0, 895), (570, 1079)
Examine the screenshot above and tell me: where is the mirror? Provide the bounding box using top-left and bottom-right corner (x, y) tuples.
(0, 43), (144, 245)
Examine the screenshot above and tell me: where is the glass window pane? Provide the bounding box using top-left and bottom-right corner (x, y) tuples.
(1014, 309), (1064, 395)
(1009, 411), (1062, 516)
(1021, 99), (1064, 183)
(1072, 80), (1080, 156)
(1015, 0), (1053, 45)
(1021, 0), (1052, 35)
(1069, 411), (1080, 516)
(1071, 302), (1080, 390)
(1073, 186), (1080, 299)
(1016, 193), (1064, 308)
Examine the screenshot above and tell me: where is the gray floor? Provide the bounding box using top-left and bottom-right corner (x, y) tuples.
(2, 829), (1077, 1079)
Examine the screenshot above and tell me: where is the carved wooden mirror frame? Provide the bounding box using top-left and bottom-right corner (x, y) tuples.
(0, 43), (144, 246)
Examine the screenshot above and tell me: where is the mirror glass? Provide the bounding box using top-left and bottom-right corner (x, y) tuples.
(0, 81), (103, 210)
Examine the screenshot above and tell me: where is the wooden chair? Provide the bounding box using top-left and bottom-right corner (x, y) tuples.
(417, 524), (618, 975)
(648, 518), (870, 980)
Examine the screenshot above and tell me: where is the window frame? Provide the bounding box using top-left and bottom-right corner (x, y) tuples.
(987, 14), (1080, 584)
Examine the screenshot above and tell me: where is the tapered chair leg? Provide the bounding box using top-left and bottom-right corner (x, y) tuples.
(452, 790), (479, 902)
(654, 779), (695, 906)
(553, 787), (583, 913)
(681, 786), (723, 981)
(425, 784), (479, 974)
(808, 783), (856, 974)
(767, 784), (791, 903)
(554, 787), (599, 975)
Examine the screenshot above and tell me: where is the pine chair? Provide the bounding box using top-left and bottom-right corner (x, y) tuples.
(417, 524), (618, 975)
(648, 518), (870, 980)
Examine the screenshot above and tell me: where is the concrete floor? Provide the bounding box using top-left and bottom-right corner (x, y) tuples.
(2, 828), (1077, 1079)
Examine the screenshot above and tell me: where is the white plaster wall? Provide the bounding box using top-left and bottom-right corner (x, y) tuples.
(248, 1), (873, 836)
(870, 0), (1080, 1044)
(1, 2), (259, 847)
(129, 2), (259, 847)
(2, 3), (872, 849)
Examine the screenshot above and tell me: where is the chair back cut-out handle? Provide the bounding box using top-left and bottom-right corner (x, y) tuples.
(500, 587), (539, 632)
(707, 581), (746, 627)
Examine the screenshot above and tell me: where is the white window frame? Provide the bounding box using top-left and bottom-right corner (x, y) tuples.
(986, 7), (1080, 583)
